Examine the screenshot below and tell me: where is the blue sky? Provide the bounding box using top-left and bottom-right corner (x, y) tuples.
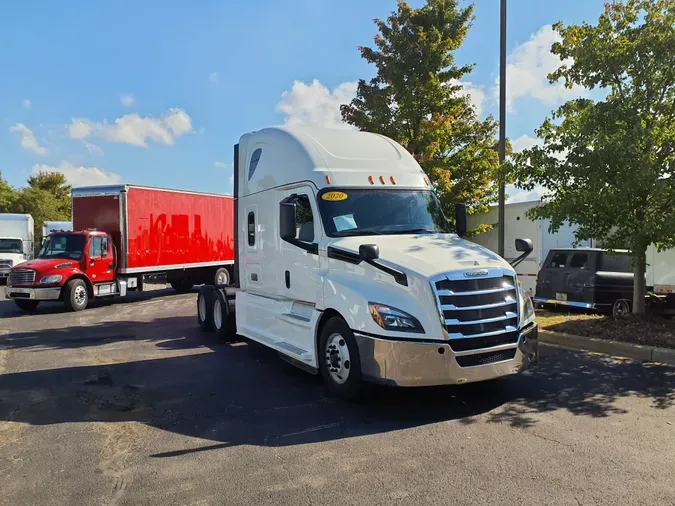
(0, 0), (607, 200)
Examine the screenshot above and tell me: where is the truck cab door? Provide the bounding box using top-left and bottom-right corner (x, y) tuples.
(86, 235), (115, 284)
(277, 187), (322, 351)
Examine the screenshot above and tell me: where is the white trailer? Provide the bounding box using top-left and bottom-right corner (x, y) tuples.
(467, 202), (591, 296)
(0, 214), (34, 280)
(42, 220), (72, 237)
(197, 126), (539, 398)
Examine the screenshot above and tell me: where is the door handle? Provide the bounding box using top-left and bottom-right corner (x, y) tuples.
(285, 270), (290, 289)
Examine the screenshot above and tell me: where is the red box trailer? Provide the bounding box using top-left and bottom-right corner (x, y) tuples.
(6, 185), (234, 312)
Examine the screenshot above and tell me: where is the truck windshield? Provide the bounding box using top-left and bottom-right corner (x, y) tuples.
(0, 239), (24, 254)
(317, 188), (449, 237)
(39, 235), (86, 260)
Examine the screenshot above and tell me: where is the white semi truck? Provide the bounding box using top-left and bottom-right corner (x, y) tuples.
(0, 214), (34, 282)
(198, 126), (539, 398)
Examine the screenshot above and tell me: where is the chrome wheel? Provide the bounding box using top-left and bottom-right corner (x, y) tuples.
(74, 285), (87, 307)
(612, 299), (631, 317)
(213, 298), (223, 330)
(324, 333), (351, 385)
(216, 271), (228, 285)
(198, 293), (207, 323)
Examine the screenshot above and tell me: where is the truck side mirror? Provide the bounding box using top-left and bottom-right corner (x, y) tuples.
(359, 244), (380, 261)
(515, 238), (533, 253)
(455, 203), (467, 238)
(280, 202), (297, 240)
(511, 238), (534, 268)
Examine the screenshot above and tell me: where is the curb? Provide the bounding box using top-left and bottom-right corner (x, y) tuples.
(539, 329), (675, 366)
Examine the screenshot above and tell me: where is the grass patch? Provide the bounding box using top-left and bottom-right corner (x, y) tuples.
(536, 309), (675, 350)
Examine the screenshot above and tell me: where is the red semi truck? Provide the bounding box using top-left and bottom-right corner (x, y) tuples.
(5, 185), (234, 312)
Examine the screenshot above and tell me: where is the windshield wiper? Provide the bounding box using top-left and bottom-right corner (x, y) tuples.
(389, 228), (435, 235)
(335, 230), (383, 237)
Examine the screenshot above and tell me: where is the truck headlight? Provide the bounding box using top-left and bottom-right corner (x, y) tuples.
(40, 274), (63, 284)
(368, 303), (424, 333)
(518, 287), (535, 327)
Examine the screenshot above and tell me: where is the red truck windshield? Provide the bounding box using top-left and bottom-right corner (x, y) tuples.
(39, 235), (87, 260)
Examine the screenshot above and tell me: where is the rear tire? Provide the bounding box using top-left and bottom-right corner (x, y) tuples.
(612, 299), (631, 317)
(171, 280), (194, 293)
(213, 268), (230, 287)
(64, 279), (88, 312)
(15, 300), (40, 312)
(197, 286), (216, 332)
(213, 290), (236, 342)
(319, 317), (362, 399)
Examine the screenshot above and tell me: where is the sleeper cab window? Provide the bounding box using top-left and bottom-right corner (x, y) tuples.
(247, 212), (255, 246)
(248, 148), (262, 181)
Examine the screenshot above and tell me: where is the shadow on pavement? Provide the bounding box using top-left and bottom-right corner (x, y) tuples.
(1, 316), (674, 455)
(0, 286), (192, 319)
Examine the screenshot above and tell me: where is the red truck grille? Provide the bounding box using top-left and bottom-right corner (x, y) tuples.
(9, 269), (36, 285)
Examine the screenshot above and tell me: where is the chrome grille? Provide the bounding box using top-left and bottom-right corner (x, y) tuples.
(0, 259), (13, 268)
(9, 269), (36, 285)
(432, 268), (519, 360)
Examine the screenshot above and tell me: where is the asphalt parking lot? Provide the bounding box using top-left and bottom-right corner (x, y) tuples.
(1, 285), (674, 505)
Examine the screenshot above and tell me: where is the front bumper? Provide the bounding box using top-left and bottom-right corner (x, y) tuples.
(534, 297), (595, 309)
(0, 269), (9, 279)
(5, 286), (62, 301)
(354, 323), (538, 387)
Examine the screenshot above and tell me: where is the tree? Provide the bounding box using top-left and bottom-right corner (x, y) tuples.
(27, 171), (72, 218)
(0, 171), (17, 213)
(341, 0), (501, 227)
(512, 0), (675, 314)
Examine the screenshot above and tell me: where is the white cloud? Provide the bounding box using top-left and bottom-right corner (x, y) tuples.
(23, 99), (31, 109)
(449, 79), (486, 117)
(9, 123), (48, 155)
(85, 143), (104, 156)
(498, 25), (588, 110)
(209, 72), (219, 83)
(512, 134), (543, 153)
(65, 108), (193, 147)
(120, 94), (135, 107)
(506, 184), (550, 204)
(214, 161), (229, 169)
(32, 162), (122, 188)
(277, 79), (357, 129)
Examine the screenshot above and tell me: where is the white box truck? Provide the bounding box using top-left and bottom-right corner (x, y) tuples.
(0, 214), (34, 281)
(42, 221), (72, 237)
(197, 126), (539, 398)
(467, 201), (592, 296)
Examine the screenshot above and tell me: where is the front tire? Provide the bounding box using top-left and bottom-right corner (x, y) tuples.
(64, 279), (88, 312)
(15, 300), (40, 312)
(319, 317), (362, 399)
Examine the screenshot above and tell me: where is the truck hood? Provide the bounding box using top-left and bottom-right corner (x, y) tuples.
(11, 258), (78, 273)
(328, 233), (512, 278)
(0, 252), (26, 263)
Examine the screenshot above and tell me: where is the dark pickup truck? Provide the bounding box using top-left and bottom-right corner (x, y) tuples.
(534, 248), (635, 316)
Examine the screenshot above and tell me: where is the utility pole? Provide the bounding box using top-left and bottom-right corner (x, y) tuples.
(498, 0), (507, 258)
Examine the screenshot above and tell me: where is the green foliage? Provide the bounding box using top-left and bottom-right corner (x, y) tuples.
(340, 0), (501, 224)
(0, 171), (72, 241)
(0, 172), (17, 213)
(512, 0), (675, 313)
